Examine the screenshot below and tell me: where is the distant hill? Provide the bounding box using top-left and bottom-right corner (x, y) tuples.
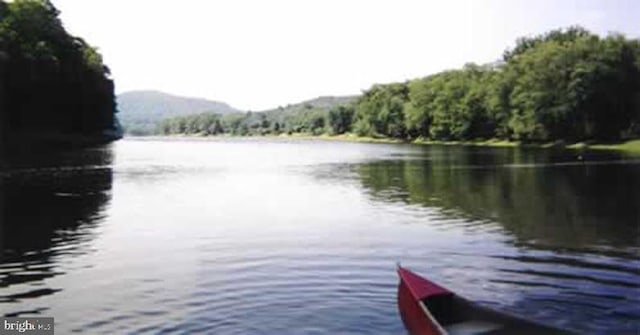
(116, 90), (240, 135)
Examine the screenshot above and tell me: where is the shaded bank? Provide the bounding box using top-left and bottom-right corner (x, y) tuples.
(0, 0), (121, 154)
(0, 48), (6, 155)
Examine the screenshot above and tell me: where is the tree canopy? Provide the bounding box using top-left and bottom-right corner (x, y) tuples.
(359, 27), (640, 143)
(156, 27), (640, 144)
(0, 0), (120, 146)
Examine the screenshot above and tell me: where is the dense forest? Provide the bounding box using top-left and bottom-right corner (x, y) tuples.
(156, 96), (356, 136)
(160, 27), (640, 144)
(0, 0), (121, 149)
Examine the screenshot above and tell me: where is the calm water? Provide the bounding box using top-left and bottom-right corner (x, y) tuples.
(1, 138), (639, 334)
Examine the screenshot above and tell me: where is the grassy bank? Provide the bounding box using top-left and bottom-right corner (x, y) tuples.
(272, 134), (640, 154)
(414, 138), (640, 153)
(292, 134), (640, 154)
(279, 133), (405, 144)
(136, 133), (640, 154)
(567, 140), (640, 153)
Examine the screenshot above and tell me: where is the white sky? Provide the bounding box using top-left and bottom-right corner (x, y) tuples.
(51, 0), (639, 111)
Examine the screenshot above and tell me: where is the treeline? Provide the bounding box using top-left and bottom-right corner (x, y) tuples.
(160, 27), (640, 143)
(157, 98), (356, 136)
(0, 0), (120, 146)
(355, 27), (640, 142)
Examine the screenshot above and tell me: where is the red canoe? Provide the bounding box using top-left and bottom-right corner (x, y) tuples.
(397, 266), (573, 335)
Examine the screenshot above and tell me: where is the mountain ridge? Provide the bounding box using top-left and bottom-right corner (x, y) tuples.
(116, 90), (241, 135)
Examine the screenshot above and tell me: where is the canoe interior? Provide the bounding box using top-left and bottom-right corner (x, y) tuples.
(397, 267), (572, 335)
(422, 294), (569, 335)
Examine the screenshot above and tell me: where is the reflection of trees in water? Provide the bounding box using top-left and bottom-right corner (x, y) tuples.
(356, 147), (640, 249)
(357, 146), (640, 334)
(0, 147), (113, 303)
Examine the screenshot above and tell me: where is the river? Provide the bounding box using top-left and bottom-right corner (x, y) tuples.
(1, 138), (638, 334)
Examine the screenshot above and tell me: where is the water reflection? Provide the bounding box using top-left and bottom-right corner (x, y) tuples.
(0, 147), (113, 308)
(356, 146), (640, 249)
(354, 145), (640, 333)
(0, 139), (638, 333)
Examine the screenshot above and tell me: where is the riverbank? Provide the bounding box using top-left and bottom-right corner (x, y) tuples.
(2, 130), (122, 155)
(414, 138), (640, 154)
(279, 134), (640, 154)
(132, 133), (640, 154)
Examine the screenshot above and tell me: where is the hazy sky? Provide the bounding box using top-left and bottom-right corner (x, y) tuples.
(51, 0), (639, 111)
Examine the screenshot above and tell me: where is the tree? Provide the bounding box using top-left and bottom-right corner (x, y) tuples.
(328, 105), (354, 135)
(503, 26), (591, 61)
(0, 0), (118, 142)
(355, 83), (408, 138)
(505, 32), (640, 141)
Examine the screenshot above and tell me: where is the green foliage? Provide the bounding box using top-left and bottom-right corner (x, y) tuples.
(157, 112), (225, 135)
(155, 96), (356, 137)
(354, 27), (640, 143)
(150, 26), (639, 144)
(403, 66), (496, 140)
(354, 83), (408, 138)
(502, 26), (591, 61)
(506, 33), (640, 141)
(0, 0), (119, 139)
(328, 105), (355, 135)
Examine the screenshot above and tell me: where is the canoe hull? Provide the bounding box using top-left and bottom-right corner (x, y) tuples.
(397, 266), (572, 335)
(398, 279), (443, 335)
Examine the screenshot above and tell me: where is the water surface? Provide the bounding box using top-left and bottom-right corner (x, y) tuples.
(1, 138), (639, 334)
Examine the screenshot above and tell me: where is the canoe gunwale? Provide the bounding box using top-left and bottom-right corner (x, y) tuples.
(396, 266), (575, 335)
(418, 299), (449, 335)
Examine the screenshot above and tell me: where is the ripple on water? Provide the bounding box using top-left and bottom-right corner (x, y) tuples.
(2, 139), (639, 334)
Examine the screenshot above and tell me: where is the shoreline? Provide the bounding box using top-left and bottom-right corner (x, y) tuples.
(128, 133), (640, 154)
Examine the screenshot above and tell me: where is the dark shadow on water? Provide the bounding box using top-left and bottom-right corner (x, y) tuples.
(0, 145), (114, 309)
